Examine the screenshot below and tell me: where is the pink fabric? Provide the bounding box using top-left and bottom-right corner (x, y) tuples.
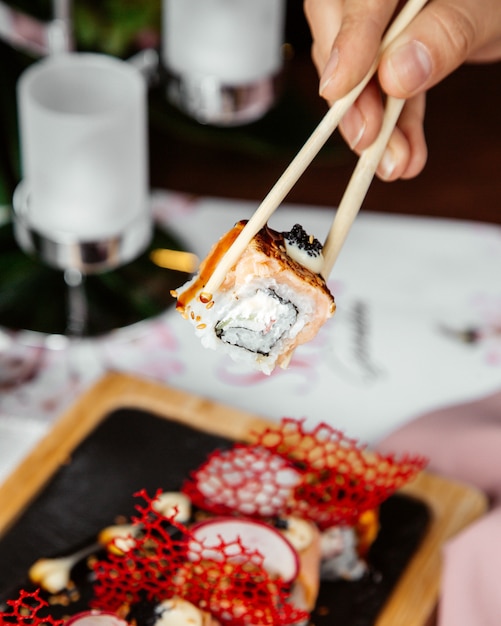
(377, 390), (501, 626)
(440, 507), (501, 626)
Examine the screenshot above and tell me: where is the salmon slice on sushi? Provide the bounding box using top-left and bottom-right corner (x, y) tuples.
(172, 221), (335, 375)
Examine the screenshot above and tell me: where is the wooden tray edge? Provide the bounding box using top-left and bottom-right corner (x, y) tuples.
(0, 371), (270, 536)
(377, 471), (487, 625)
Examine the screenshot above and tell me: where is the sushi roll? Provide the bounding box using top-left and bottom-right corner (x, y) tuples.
(172, 221), (335, 375)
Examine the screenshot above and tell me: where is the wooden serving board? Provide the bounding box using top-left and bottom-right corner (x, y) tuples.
(0, 372), (487, 626)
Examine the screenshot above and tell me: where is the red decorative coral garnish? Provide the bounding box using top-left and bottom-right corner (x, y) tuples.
(0, 589), (64, 625)
(2, 418), (426, 626)
(92, 488), (188, 612)
(183, 418), (427, 530)
(179, 536), (304, 625)
(258, 418), (427, 528)
(92, 489), (307, 626)
(182, 443), (301, 518)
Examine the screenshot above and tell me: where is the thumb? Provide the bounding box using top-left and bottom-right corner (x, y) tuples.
(378, 0), (482, 98)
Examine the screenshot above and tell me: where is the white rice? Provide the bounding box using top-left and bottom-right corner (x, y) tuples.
(178, 275), (319, 375)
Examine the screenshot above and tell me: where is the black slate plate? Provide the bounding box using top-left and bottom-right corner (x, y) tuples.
(0, 407), (430, 624)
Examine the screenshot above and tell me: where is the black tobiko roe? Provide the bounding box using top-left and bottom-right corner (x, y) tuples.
(283, 224), (323, 257)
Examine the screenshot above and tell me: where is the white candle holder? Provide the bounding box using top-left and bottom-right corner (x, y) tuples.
(13, 52), (151, 274)
(0, 5), (193, 340)
(161, 0), (287, 125)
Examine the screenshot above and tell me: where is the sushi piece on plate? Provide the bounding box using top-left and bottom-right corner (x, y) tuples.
(172, 221), (335, 375)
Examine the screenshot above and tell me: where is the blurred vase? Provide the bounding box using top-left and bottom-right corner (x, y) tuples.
(13, 52), (151, 274)
(161, 0), (287, 126)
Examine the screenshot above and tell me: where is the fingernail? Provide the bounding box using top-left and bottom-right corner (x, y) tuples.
(339, 105), (367, 149)
(388, 40), (432, 94)
(319, 48), (339, 96)
(379, 147), (396, 179)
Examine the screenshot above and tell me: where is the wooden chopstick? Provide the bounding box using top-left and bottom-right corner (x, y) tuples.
(321, 96), (406, 277)
(203, 0), (428, 296)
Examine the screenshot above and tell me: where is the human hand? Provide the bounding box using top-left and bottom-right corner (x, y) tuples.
(304, 0), (501, 180)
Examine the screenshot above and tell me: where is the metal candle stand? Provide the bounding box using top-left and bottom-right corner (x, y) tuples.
(0, 0), (286, 339)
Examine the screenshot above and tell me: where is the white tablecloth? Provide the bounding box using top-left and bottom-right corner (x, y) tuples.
(1, 190), (501, 482)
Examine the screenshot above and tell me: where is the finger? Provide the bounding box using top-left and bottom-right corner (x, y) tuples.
(310, 37), (328, 81)
(376, 93), (427, 181)
(318, 0), (400, 101)
(375, 126), (411, 181)
(379, 0), (501, 98)
(304, 0), (343, 77)
(467, 38), (501, 63)
(338, 78), (385, 150)
(397, 92), (428, 179)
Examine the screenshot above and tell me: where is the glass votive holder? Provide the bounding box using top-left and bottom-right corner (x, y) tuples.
(13, 52), (151, 274)
(161, 0), (287, 126)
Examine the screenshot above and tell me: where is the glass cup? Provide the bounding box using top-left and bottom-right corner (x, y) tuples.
(161, 0), (287, 125)
(13, 52), (151, 273)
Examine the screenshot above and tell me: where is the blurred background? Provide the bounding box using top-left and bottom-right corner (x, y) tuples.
(0, 0), (500, 489)
(1, 0), (500, 225)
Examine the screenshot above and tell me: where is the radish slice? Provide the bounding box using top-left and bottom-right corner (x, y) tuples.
(190, 517), (299, 583)
(66, 610), (128, 625)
